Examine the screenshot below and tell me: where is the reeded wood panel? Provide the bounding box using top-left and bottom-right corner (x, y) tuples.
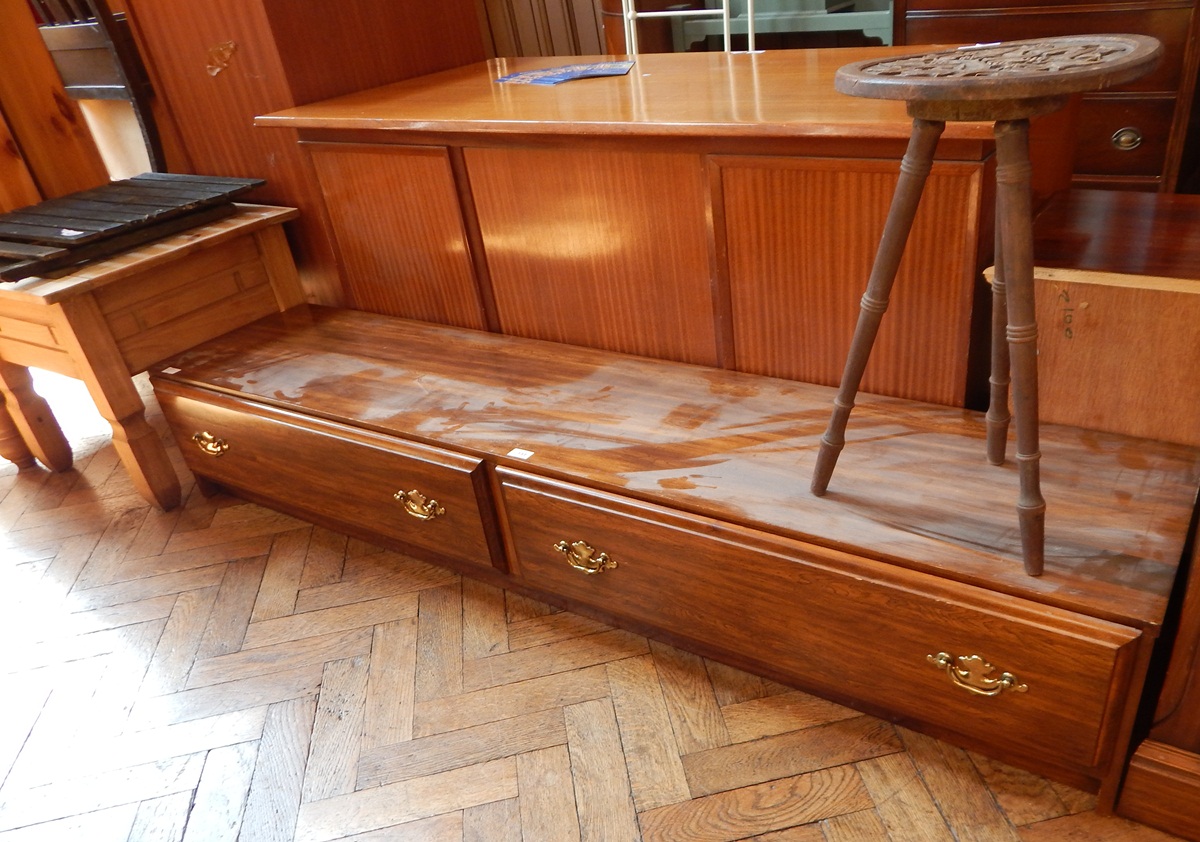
(307, 143), (485, 330)
(721, 156), (984, 407)
(466, 146), (720, 366)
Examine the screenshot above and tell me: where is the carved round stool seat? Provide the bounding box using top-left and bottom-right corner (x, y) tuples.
(810, 35), (1162, 576)
(835, 35), (1162, 120)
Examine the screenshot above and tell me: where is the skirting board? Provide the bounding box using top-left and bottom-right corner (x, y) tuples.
(1117, 739), (1200, 840)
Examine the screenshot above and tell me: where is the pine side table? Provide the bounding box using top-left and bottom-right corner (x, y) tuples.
(0, 204), (304, 509)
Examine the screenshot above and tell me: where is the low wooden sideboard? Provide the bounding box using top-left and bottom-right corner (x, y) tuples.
(149, 304), (1200, 807)
(255, 47), (1076, 410)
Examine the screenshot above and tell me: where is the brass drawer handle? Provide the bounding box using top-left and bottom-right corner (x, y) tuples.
(927, 652), (1028, 697)
(192, 431), (229, 457)
(1111, 126), (1143, 151)
(394, 489), (445, 521)
(554, 540), (617, 574)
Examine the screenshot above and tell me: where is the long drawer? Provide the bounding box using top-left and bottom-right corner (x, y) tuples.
(157, 381), (502, 570)
(497, 467), (1143, 773)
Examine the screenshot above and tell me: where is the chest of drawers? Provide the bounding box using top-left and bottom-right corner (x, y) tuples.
(149, 304), (1200, 805)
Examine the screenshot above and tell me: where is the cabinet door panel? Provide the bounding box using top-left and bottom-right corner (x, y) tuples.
(466, 146), (720, 367)
(308, 142), (486, 329)
(720, 156), (984, 407)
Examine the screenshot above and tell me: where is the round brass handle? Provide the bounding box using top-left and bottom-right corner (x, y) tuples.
(394, 489), (445, 521)
(554, 540), (617, 574)
(927, 652), (1027, 697)
(192, 431), (229, 457)
(1111, 126), (1143, 152)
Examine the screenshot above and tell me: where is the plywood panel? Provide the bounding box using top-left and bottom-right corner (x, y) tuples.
(307, 143), (485, 330)
(721, 156), (984, 407)
(1032, 266), (1200, 447)
(467, 146), (719, 366)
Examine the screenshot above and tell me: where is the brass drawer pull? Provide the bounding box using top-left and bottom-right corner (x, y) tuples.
(1111, 126), (1143, 151)
(927, 652), (1028, 697)
(554, 540), (617, 575)
(394, 489), (445, 521)
(192, 431), (229, 457)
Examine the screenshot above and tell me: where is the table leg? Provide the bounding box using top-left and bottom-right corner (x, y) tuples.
(0, 361), (73, 472)
(0, 390), (36, 469)
(58, 296), (181, 510)
(995, 118), (1045, 576)
(812, 117), (945, 496)
(986, 223), (1012, 466)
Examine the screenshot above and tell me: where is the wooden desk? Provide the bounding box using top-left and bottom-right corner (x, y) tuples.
(0, 204), (304, 509)
(257, 48), (1076, 408)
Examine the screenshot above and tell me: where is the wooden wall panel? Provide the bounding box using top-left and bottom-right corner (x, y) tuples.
(125, 0), (343, 305)
(259, 0), (485, 104)
(721, 157), (984, 407)
(466, 146), (720, 366)
(0, 0), (108, 200)
(307, 143), (486, 330)
(0, 108), (40, 212)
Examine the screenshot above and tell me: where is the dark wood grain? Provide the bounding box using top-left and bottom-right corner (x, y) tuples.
(150, 306), (1199, 627)
(1033, 188), (1200, 280)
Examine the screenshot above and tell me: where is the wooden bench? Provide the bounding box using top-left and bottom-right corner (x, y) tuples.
(148, 304), (1200, 807)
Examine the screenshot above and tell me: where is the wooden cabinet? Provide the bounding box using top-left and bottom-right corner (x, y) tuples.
(148, 304), (1200, 805)
(893, 0), (1200, 191)
(118, 0), (488, 305)
(259, 48), (1077, 408)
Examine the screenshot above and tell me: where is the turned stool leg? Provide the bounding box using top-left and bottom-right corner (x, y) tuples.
(986, 224), (1012, 467)
(812, 117), (945, 496)
(994, 119), (1045, 576)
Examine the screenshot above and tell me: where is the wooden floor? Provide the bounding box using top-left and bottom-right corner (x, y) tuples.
(0, 371), (1185, 842)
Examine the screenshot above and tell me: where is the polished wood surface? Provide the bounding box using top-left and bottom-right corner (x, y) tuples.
(151, 306), (1198, 626)
(4, 390), (1180, 841)
(0, 205), (302, 510)
(1034, 189), (1200, 280)
(498, 466), (1141, 773)
(258, 47), (1070, 406)
(467, 146), (720, 365)
(258, 48), (995, 151)
(148, 305), (1200, 799)
(306, 143), (486, 329)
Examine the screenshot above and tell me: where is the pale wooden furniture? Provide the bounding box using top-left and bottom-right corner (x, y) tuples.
(148, 304), (1200, 809)
(893, 0), (1200, 191)
(0, 204), (303, 509)
(256, 47), (1077, 409)
(1027, 189), (1200, 448)
(811, 36), (1163, 576)
(1019, 187), (1200, 840)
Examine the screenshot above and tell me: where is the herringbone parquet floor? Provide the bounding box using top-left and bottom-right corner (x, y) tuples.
(0, 371), (1185, 842)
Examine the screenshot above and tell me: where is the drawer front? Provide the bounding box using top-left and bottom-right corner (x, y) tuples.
(1072, 98), (1174, 178)
(158, 383), (502, 569)
(498, 468), (1141, 771)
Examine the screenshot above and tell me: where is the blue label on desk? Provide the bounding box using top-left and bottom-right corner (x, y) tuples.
(496, 61), (635, 86)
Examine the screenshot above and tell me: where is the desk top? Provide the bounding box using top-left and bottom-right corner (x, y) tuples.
(256, 47), (998, 145)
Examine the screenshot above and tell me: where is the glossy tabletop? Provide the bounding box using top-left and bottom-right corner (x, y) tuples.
(256, 47), (1000, 144)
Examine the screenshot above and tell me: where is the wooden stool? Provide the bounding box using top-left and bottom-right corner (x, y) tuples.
(810, 35), (1162, 576)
